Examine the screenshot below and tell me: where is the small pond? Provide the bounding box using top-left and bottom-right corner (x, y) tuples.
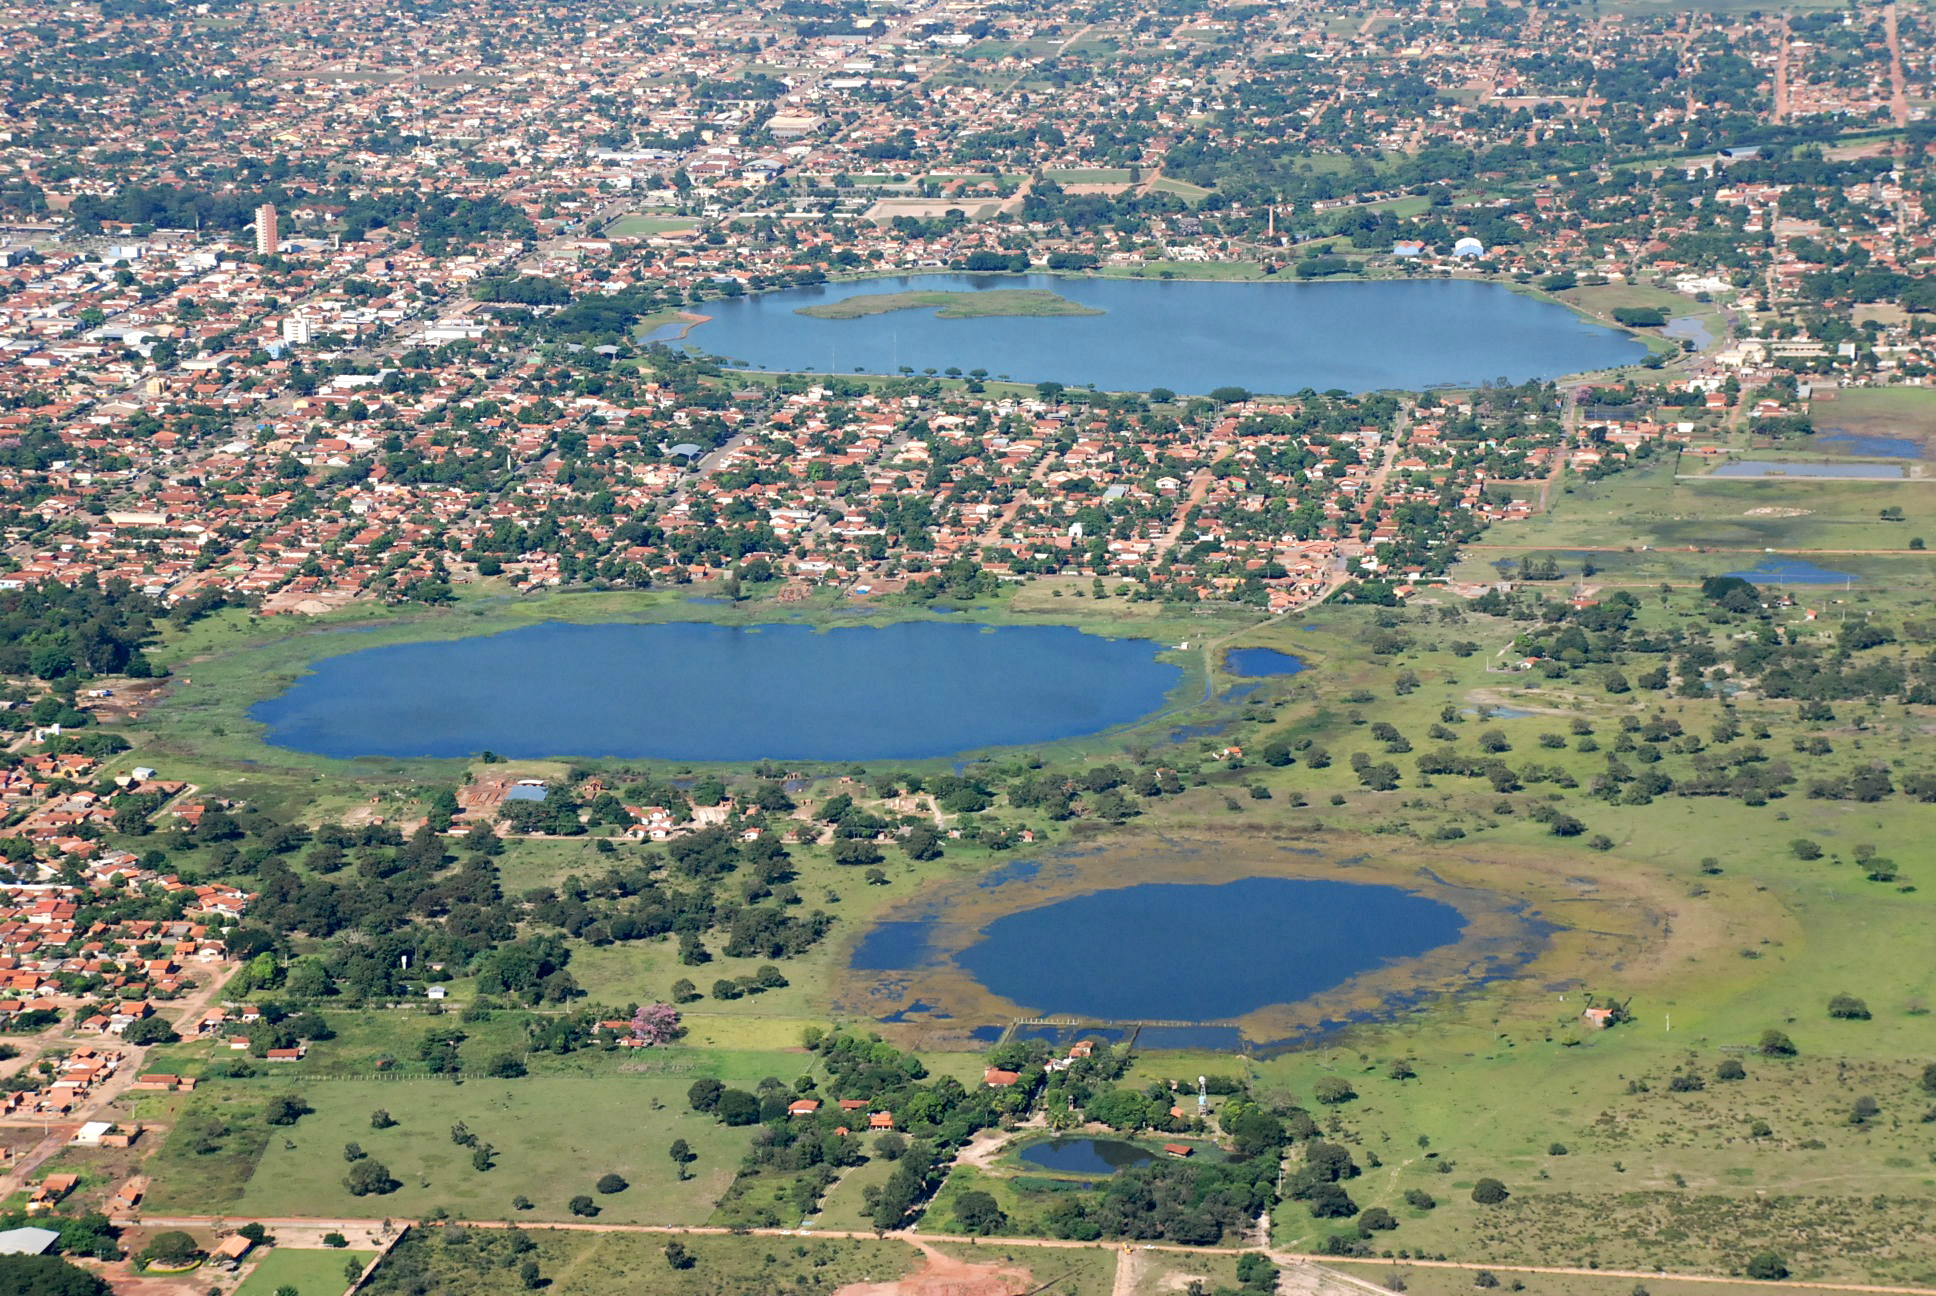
(1724, 558), (1857, 585)
(1019, 1139), (1157, 1175)
(1815, 431), (1924, 459)
(955, 877), (1466, 1022)
(249, 620), (1182, 761)
(1707, 459), (1906, 479)
(1225, 647), (1308, 678)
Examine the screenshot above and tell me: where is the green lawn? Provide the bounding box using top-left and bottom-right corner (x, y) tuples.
(236, 1248), (376, 1296)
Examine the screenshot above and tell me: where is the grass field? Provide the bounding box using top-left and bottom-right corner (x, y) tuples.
(605, 214), (697, 237)
(235, 1247), (376, 1296)
(146, 1069), (769, 1223)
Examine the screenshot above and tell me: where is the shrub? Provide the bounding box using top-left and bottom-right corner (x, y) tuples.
(1403, 1188), (1436, 1211)
(595, 1173), (628, 1194)
(1314, 1076), (1357, 1105)
(1716, 1058), (1746, 1081)
(1745, 1252), (1789, 1281)
(568, 1195), (599, 1217)
(1827, 994), (1871, 1020)
(1359, 1207), (1398, 1231)
(1757, 1029), (1797, 1057)
(1471, 1178), (1510, 1205)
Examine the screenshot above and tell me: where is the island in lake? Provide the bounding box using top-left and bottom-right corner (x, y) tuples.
(796, 287), (1104, 320)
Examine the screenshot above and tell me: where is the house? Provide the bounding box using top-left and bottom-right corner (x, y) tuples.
(786, 1098), (821, 1117)
(131, 1073), (179, 1091)
(1163, 1143), (1194, 1158)
(211, 1234), (253, 1267)
(264, 1045), (306, 1062)
(983, 1067), (1021, 1088)
(869, 1111), (895, 1130)
(28, 1174), (78, 1211)
(426, 985), (447, 1000)
(109, 1178), (145, 1212)
(1582, 1006), (1616, 1029)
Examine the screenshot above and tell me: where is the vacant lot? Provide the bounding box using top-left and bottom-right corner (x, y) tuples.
(235, 1248), (376, 1296)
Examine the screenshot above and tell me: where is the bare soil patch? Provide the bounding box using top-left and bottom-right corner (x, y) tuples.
(833, 1241), (1032, 1296)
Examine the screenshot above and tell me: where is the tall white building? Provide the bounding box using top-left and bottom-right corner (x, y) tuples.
(281, 315), (312, 344)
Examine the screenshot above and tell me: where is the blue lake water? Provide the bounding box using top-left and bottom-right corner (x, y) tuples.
(953, 877), (1466, 1022)
(1725, 559), (1857, 585)
(1816, 432), (1924, 459)
(1225, 647), (1307, 678)
(655, 274), (1647, 394)
(1708, 459), (1906, 479)
(1019, 1139), (1156, 1175)
(249, 621), (1182, 761)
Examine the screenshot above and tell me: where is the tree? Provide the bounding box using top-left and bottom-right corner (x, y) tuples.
(669, 1138), (695, 1180)
(631, 1002), (682, 1046)
(370, 1108), (396, 1129)
(343, 1142), (365, 1162)
(596, 1172), (628, 1194)
(1359, 1206), (1398, 1231)
(1827, 994), (1871, 1020)
(1305, 1183), (1357, 1218)
(1471, 1178), (1510, 1205)
(139, 1231), (201, 1268)
(322, 1232), (349, 1248)
(485, 1053), (528, 1078)
(665, 1241), (696, 1270)
(687, 1078), (724, 1113)
(264, 1093), (311, 1126)
(1758, 1029), (1798, 1057)
(0, 1257), (112, 1296)
(954, 1189), (1006, 1235)
(123, 1017), (179, 1046)
(344, 1160), (398, 1196)
(568, 1195), (599, 1217)
(1745, 1253), (1789, 1281)
(519, 1259), (542, 1289)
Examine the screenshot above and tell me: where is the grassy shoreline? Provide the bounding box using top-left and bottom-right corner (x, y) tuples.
(797, 287), (1103, 320)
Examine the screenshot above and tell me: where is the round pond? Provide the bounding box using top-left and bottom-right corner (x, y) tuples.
(955, 876), (1466, 1022)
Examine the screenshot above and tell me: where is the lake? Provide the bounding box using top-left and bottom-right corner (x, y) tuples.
(954, 877), (1466, 1022)
(653, 274), (1648, 394)
(1019, 1139), (1156, 1176)
(248, 621), (1182, 761)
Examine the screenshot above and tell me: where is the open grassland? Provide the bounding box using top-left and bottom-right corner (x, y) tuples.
(1813, 386), (1936, 443)
(364, 1227), (921, 1296)
(145, 1067), (772, 1223)
(1448, 456), (1936, 575)
(235, 1248), (376, 1296)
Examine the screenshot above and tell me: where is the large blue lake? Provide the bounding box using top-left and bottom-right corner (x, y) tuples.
(654, 274), (1647, 394)
(952, 877), (1466, 1021)
(249, 621), (1182, 761)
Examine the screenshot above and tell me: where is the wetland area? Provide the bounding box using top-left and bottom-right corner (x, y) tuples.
(840, 831), (1613, 1052)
